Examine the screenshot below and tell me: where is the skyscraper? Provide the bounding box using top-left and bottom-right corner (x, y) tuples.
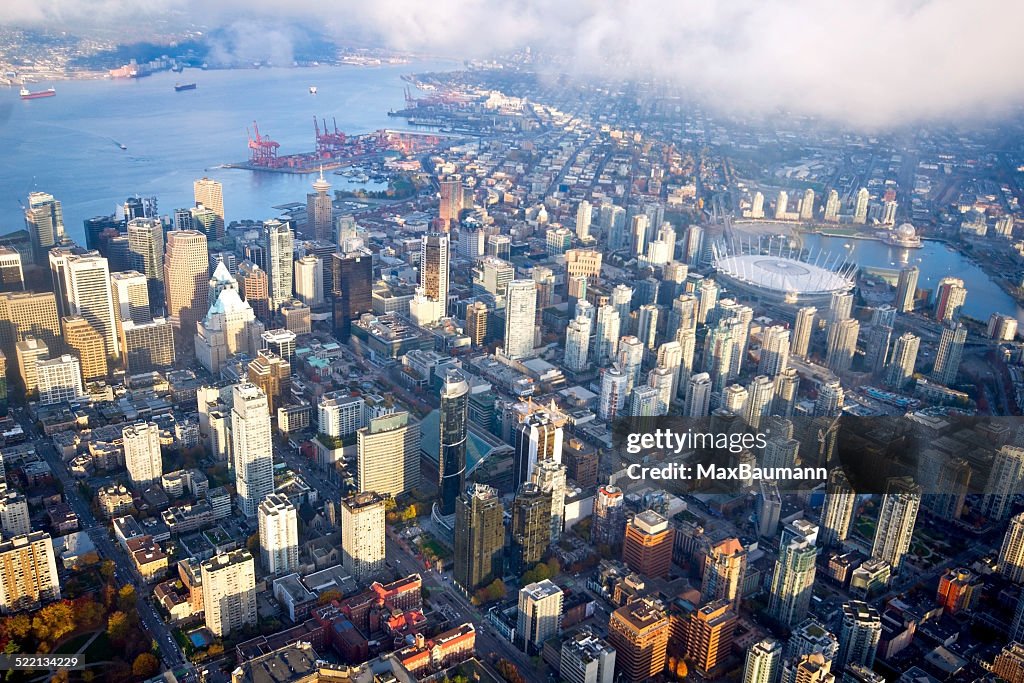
(931, 322), (966, 385)
(885, 332), (919, 388)
(836, 601), (881, 671)
(592, 484), (626, 547)
(120, 318), (175, 375)
(999, 512), (1024, 584)
(512, 400), (565, 491)
(258, 493), (299, 576)
(981, 445), (1024, 522)
(331, 250), (372, 340)
(25, 192), (64, 264)
(575, 200), (592, 239)
(701, 537), (747, 608)
(340, 491), (386, 580)
(598, 366), (629, 421)
(465, 301), (488, 347)
(126, 217), (164, 283)
(164, 230), (209, 335)
(293, 255), (324, 308)
(819, 470), (855, 548)
(743, 639), (783, 683)
(503, 280), (537, 359)
(237, 260), (270, 322)
(263, 219), (294, 312)
(814, 379), (844, 417)
(594, 305), (621, 365)
(122, 422), (162, 489)
(824, 190), (840, 222)
(15, 337), (48, 398)
(687, 599), (737, 676)
(622, 510), (673, 578)
(607, 598), (669, 683)
(420, 233), (450, 320)
(193, 177), (225, 238)
(934, 277), (966, 322)
(65, 254), (119, 361)
(773, 368), (800, 417)
(853, 188), (869, 224)
(110, 271), (152, 326)
(871, 477), (921, 574)
(201, 550), (256, 637)
(438, 176), (463, 229)
(759, 325), (791, 376)
(517, 579), (563, 653)
(454, 484), (504, 593)
(356, 412), (421, 499)
(247, 351), (290, 414)
(768, 537), (817, 627)
(564, 313), (592, 372)
(232, 383), (274, 517)
(744, 375), (776, 429)
(792, 307), (816, 359)
(532, 459), (567, 540)
(438, 369), (469, 517)
(684, 372), (712, 417)
(825, 318), (858, 374)
(636, 305), (658, 350)
(775, 190), (789, 220)
(0, 247), (23, 294)
(0, 532), (61, 614)
(36, 354), (83, 405)
(511, 483), (552, 573)
(799, 188), (815, 221)
(62, 315), (108, 382)
(895, 266), (918, 313)
(306, 169), (333, 242)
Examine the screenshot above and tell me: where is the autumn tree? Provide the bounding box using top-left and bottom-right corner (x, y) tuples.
(318, 589), (342, 605)
(132, 653), (159, 678)
(107, 611), (130, 644)
(117, 585), (136, 613)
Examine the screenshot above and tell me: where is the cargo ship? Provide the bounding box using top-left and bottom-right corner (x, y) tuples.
(174, 82), (197, 92)
(20, 87), (56, 100)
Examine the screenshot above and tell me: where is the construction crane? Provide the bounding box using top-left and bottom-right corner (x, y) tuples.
(247, 121), (280, 167)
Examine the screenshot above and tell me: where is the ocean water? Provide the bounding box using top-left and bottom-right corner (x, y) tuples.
(0, 61), (453, 243)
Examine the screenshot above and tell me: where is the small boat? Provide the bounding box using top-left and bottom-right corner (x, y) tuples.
(113, 140), (127, 150)
(175, 82), (197, 92)
(20, 87), (55, 100)
(309, 86), (317, 94)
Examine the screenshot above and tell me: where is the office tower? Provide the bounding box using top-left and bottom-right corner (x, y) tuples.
(800, 188), (815, 220)
(36, 354), (83, 405)
(853, 188), (869, 224)
(759, 325), (791, 377)
(636, 305), (658, 350)
(237, 261), (270, 321)
(61, 254), (118, 362)
(622, 510), (673, 578)
(566, 247), (602, 282)
(0, 492), (30, 538)
(775, 190), (789, 220)
(702, 537), (747, 608)
(340, 491), (386, 580)
(356, 412), (420, 499)
(260, 328), (296, 364)
(83, 215), (120, 251)
(630, 214), (648, 256)
(110, 271), (151, 327)
(15, 337), (48, 397)
(193, 177), (225, 237)
(894, 266), (918, 313)
(687, 599), (737, 675)
(232, 384), (273, 517)
(607, 598), (669, 683)
(121, 318), (175, 374)
(503, 280), (537, 359)
(437, 369), (469, 517)
(164, 230), (209, 334)
(628, 385), (661, 420)
(0, 248), (23, 293)
(930, 322), (966, 386)
(592, 484), (626, 547)
(420, 232), (451, 320)
(684, 372), (712, 417)
(331, 250), (372, 340)
(683, 224), (704, 264)
(594, 305), (621, 365)
(318, 392), (364, 438)
(871, 477), (921, 574)
(258, 493), (299, 575)
(62, 315), (107, 382)
(126, 217), (164, 285)
(676, 327), (697, 393)
(825, 318), (858, 374)
(24, 192), (64, 264)
(546, 227), (573, 256)
(934, 277), (966, 322)
(195, 264), (262, 375)
(993, 643), (1024, 683)
(648, 367), (674, 415)
(836, 602), (881, 671)
(247, 351), (290, 414)
(757, 480), (782, 538)
(454, 484), (504, 593)
(263, 219), (294, 312)
(464, 301), (488, 347)
(510, 483), (551, 573)
(599, 366), (629, 421)
(744, 639), (783, 683)
(999, 513), (1024, 584)
(188, 204), (217, 238)
(704, 321), (736, 401)
(981, 445), (1024, 521)
(201, 550), (256, 637)
(517, 580), (563, 653)
(560, 627), (615, 683)
(696, 278), (720, 325)
(474, 256), (515, 297)
(438, 176), (463, 229)
(773, 368), (799, 417)
(881, 200), (897, 225)
(814, 379), (844, 417)
(885, 333), (919, 388)
(768, 537), (817, 627)
(532, 459), (567, 540)
(611, 284), (633, 332)
(306, 169), (333, 241)
(668, 293), (698, 341)
(564, 313), (592, 372)
(935, 568), (978, 615)
(122, 422), (162, 488)
(0, 532), (61, 614)
(819, 470), (855, 548)
(791, 306), (816, 359)
(744, 375), (775, 429)
(293, 255), (323, 308)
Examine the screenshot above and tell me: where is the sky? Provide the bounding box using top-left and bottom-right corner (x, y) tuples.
(3, 0), (1024, 129)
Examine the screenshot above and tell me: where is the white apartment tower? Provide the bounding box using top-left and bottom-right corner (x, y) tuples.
(232, 383), (274, 517)
(258, 493), (299, 575)
(123, 422), (162, 488)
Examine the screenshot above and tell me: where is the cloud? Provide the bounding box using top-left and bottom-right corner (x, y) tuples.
(3, 0), (1023, 128)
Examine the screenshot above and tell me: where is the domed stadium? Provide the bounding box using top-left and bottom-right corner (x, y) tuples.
(712, 245), (856, 306)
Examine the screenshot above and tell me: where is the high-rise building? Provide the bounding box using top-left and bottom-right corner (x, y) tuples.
(759, 325), (791, 376)
(871, 477), (921, 574)
(687, 599), (737, 675)
(622, 510), (673, 578)
(981, 445), (1024, 521)
(799, 188), (815, 221)
(636, 305), (658, 350)
(702, 537), (747, 608)
(237, 260), (270, 322)
(599, 366), (629, 421)
(465, 301), (488, 347)
(258, 493), (299, 576)
(560, 627), (616, 683)
(164, 230), (209, 334)
(792, 307), (816, 359)
(825, 318), (858, 374)
(836, 602), (881, 671)
(62, 315), (108, 382)
(607, 598), (669, 683)
(193, 177), (225, 238)
(511, 400), (565, 492)
(575, 200), (592, 239)
(814, 379), (844, 418)
(819, 470), (855, 548)
(931, 322), (966, 386)
(684, 372), (712, 417)
(510, 483), (552, 573)
(531, 459), (567, 540)
(232, 384), (274, 517)
(264, 219), (294, 312)
(768, 537), (817, 627)
(853, 188), (869, 224)
(126, 217), (164, 284)
(306, 169), (333, 241)
(0, 532), (61, 614)
(744, 375), (776, 429)
(504, 280), (537, 359)
(0, 492), (30, 539)
(565, 313), (592, 372)
(123, 422), (162, 488)
(340, 491), (386, 580)
(419, 232), (451, 321)
(25, 192), (64, 264)
(201, 550), (256, 637)
(885, 333), (919, 388)
(757, 480), (782, 539)
(934, 277), (966, 322)
(36, 354), (83, 405)
(438, 369), (469, 517)
(331, 250), (372, 340)
(0, 247), (24, 293)
(15, 337), (48, 397)
(775, 190), (789, 220)
(744, 638), (783, 683)
(247, 350), (290, 414)
(356, 412), (421, 499)
(824, 190), (840, 222)
(993, 643), (1024, 683)
(293, 255), (324, 308)
(999, 512), (1024, 584)
(110, 271), (151, 328)
(517, 579), (563, 652)
(453, 484), (504, 593)
(895, 266), (918, 313)
(988, 312), (1019, 341)
(594, 305), (621, 365)
(64, 254), (119, 361)
(592, 484), (626, 547)
(935, 567), (978, 615)
(438, 176), (463, 229)
(121, 317), (175, 375)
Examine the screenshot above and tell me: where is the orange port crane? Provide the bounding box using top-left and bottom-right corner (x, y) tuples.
(247, 121), (280, 166)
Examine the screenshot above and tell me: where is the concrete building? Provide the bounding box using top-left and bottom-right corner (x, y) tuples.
(517, 579), (563, 653)
(201, 549), (256, 637)
(258, 493), (299, 576)
(123, 422), (162, 489)
(232, 384), (274, 517)
(622, 510), (673, 578)
(356, 412), (421, 499)
(0, 532), (61, 614)
(340, 492), (386, 581)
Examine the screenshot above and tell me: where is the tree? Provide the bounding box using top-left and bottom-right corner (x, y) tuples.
(318, 589), (342, 605)
(5, 614), (31, 641)
(117, 585), (136, 612)
(107, 611), (130, 643)
(246, 533), (260, 555)
(99, 560), (116, 582)
(132, 653), (159, 678)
